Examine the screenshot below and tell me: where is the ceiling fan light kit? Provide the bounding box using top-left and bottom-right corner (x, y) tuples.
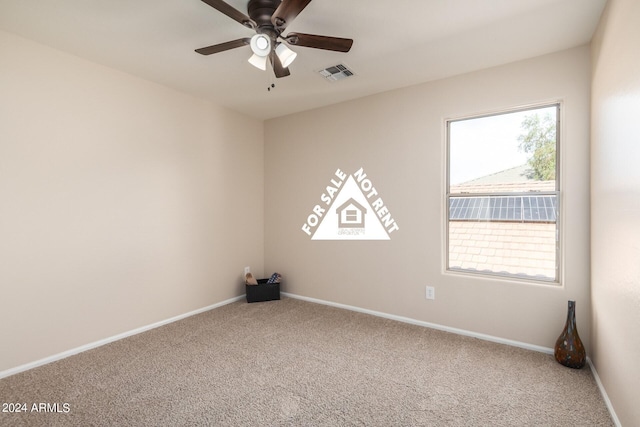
(196, 0), (353, 78)
(248, 33), (271, 70)
(250, 33), (271, 56)
(275, 43), (297, 68)
(248, 53), (268, 70)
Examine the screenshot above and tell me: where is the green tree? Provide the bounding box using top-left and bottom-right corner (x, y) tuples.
(518, 113), (556, 181)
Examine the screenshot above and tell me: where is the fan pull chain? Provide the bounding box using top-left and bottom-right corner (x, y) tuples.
(267, 59), (275, 92)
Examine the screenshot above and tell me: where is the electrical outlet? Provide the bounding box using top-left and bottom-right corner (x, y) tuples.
(244, 266), (250, 276)
(426, 286), (435, 300)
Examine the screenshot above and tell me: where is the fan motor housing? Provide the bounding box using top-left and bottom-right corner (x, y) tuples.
(248, 0), (280, 29)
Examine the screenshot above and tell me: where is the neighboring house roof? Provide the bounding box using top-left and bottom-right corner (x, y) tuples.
(462, 164), (533, 184)
(449, 221), (556, 280)
(451, 180), (555, 194)
(451, 164), (555, 194)
(448, 165), (557, 281)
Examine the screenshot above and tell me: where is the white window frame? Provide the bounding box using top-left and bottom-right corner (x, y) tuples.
(445, 103), (561, 284)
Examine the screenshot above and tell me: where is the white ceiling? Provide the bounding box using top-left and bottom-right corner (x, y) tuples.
(0, 0), (607, 120)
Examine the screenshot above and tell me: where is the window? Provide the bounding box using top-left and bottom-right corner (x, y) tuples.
(446, 104), (560, 283)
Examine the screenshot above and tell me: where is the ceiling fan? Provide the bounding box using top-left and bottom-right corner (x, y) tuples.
(195, 0), (354, 78)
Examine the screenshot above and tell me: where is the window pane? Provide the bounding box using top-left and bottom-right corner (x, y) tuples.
(449, 106), (557, 194)
(447, 105), (559, 283)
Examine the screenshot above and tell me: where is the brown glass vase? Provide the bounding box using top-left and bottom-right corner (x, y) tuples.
(554, 300), (586, 369)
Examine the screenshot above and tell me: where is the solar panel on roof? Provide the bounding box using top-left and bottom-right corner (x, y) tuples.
(449, 195), (557, 222)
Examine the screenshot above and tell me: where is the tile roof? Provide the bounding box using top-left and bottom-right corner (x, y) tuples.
(451, 164), (555, 194)
(449, 221), (556, 281)
(451, 180), (555, 194)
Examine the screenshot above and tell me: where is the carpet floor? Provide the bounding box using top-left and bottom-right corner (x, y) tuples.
(0, 297), (613, 426)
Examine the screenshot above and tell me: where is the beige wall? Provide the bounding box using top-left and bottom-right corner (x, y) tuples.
(0, 31), (264, 373)
(265, 46), (591, 351)
(591, 0), (640, 425)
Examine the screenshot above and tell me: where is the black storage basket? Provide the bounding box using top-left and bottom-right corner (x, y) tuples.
(246, 278), (280, 303)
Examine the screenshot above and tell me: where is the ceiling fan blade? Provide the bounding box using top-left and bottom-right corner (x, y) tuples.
(195, 38), (251, 55)
(285, 33), (353, 52)
(200, 0), (256, 29)
(271, 0), (312, 30)
(270, 51), (291, 78)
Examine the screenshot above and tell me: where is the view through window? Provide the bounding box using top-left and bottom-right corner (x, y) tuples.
(447, 104), (560, 282)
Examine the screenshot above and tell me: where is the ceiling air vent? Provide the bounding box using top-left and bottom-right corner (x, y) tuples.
(318, 64), (355, 82)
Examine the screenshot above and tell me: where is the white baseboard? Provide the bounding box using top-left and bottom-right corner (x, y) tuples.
(282, 291), (555, 354)
(0, 295), (245, 380)
(587, 358), (622, 427)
